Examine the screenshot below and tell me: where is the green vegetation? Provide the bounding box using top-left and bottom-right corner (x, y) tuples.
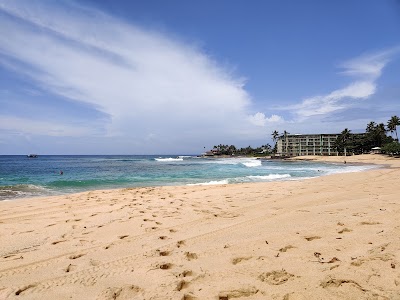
(211, 144), (272, 156)
(382, 142), (400, 156)
(271, 115), (399, 157)
(387, 115), (400, 141)
(211, 116), (399, 158)
(335, 117), (399, 155)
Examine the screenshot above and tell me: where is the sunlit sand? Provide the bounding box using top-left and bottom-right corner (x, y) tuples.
(0, 154), (399, 299)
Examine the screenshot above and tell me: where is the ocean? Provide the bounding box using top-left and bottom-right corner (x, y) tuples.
(0, 155), (376, 200)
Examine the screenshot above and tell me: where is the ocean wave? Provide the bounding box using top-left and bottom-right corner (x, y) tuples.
(154, 157), (184, 162)
(246, 174), (291, 180)
(207, 159), (238, 165)
(241, 160), (262, 167)
(187, 179), (229, 186)
(0, 184), (50, 199)
(207, 158), (262, 167)
(325, 164), (377, 175)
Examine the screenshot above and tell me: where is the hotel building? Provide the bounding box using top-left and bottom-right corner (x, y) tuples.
(277, 134), (339, 156)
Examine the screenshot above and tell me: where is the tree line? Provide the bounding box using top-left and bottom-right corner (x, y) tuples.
(211, 144), (273, 156)
(335, 116), (399, 155)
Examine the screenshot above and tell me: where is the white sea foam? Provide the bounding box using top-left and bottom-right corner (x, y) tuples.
(154, 157), (184, 162)
(0, 184), (50, 199)
(187, 179), (229, 186)
(325, 164), (377, 175)
(246, 174), (291, 180)
(241, 160), (262, 167)
(209, 158), (262, 167)
(210, 159), (239, 165)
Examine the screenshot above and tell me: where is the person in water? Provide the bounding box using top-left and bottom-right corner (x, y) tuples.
(60, 170), (63, 175)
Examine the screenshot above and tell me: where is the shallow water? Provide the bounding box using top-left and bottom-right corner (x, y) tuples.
(0, 155), (377, 200)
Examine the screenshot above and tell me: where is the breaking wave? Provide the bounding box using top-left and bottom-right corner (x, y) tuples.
(246, 174), (291, 180)
(0, 184), (50, 199)
(155, 157), (184, 162)
(187, 179), (229, 186)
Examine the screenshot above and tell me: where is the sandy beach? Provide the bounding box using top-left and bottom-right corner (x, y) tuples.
(0, 154), (399, 299)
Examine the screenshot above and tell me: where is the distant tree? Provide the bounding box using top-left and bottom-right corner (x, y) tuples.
(382, 141), (400, 156)
(376, 123), (388, 147)
(366, 121), (377, 133)
(271, 130), (279, 154)
(341, 128), (351, 156)
(283, 130), (289, 155)
(272, 130), (279, 142)
(364, 122), (391, 148)
(387, 115), (400, 141)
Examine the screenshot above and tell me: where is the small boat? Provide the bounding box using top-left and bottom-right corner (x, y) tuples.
(27, 154), (38, 158)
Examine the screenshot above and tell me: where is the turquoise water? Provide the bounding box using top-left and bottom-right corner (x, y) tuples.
(0, 155), (376, 200)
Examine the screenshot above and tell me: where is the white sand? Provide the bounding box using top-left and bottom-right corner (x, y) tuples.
(0, 154), (399, 299)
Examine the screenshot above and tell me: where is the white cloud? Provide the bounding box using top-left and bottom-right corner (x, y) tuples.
(285, 49), (397, 120)
(294, 81), (376, 118)
(339, 49), (397, 79)
(249, 112), (283, 126)
(0, 0), (262, 151)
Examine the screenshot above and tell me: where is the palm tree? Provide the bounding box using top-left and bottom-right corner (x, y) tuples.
(271, 130), (279, 154)
(341, 128), (351, 157)
(387, 115), (400, 141)
(272, 130), (279, 141)
(283, 130), (289, 155)
(366, 121), (377, 133)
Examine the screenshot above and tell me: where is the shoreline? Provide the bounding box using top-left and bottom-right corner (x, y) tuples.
(0, 154), (386, 202)
(0, 154), (399, 299)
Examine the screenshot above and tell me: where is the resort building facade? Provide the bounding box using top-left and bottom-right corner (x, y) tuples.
(277, 134), (339, 156)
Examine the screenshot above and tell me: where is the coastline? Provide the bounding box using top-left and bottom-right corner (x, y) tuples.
(0, 154), (399, 299)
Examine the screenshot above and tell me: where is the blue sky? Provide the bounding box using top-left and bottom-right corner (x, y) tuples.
(0, 0), (399, 154)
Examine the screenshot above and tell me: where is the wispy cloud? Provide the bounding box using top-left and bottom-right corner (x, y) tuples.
(0, 0), (261, 151)
(285, 48), (398, 120)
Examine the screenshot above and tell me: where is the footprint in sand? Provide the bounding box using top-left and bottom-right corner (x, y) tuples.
(175, 280), (188, 291)
(69, 253), (86, 260)
(15, 284), (36, 296)
(104, 244), (114, 250)
(320, 277), (364, 290)
(184, 252), (198, 261)
(178, 270), (193, 277)
(51, 240), (66, 245)
(279, 245), (296, 252)
(176, 240), (185, 248)
(96, 285), (142, 300)
(182, 293), (197, 300)
(338, 228), (352, 234)
(218, 287), (259, 299)
(360, 221), (381, 225)
(304, 236), (321, 241)
(158, 263), (172, 270)
(65, 263), (77, 273)
(231, 257), (251, 265)
(157, 250), (170, 256)
(259, 270), (295, 285)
